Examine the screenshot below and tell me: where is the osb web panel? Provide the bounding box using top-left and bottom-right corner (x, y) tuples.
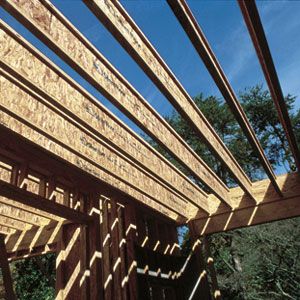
(0, 23), (211, 212)
(0, 82), (185, 221)
(0, 74), (194, 219)
(86, 0), (251, 201)
(2, 0), (234, 205)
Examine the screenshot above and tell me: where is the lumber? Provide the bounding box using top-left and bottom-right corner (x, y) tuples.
(1, 0), (233, 205)
(84, 0), (255, 201)
(5, 221), (63, 257)
(0, 70), (193, 219)
(0, 179), (92, 224)
(193, 172), (300, 235)
(238, 0), (300, 171)
(0, 20), (212, 212)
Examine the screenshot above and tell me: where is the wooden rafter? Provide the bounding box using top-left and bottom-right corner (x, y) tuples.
(0, 0), (235, 206)
(0, 213), (32, 231)
(0, 180), (92, 224)
(238, 0), (300, 171)
(83, 0), (256, 201)
(0, 200), (51, 226)
(167, 0), (281, 195)
(5, 221), (63, 259)
(0, 69), (188, 220)
(0, 20), (210, 213)
(0, 0), (297, 248)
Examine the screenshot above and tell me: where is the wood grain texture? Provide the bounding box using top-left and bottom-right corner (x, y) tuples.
(238, 0), (300, 172)
(5, 221), (63, 255)
(0, 70), (193, 219)
(193, 172), (300, 235)
(0, 179), (92, 224)
(1, 0), (233, 205)
(0, 21), (211, 212)
(84, 0), (254, 202)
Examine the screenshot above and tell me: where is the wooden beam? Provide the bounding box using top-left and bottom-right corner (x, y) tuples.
(192, 172), (300, 235)
(0, 225), (15, 236)
(0, 179), (92, 223)
(0, 213), (32, 231)
(5, 221), (63, 256)
(83, 0), (255, 202)
(7, 242), (56, 261)
(0, 234), (16, 300)
(0, 21), (210, 214)
(1, 0), (233, 206)
(0, 200), (51, 226)
(167, 0), (281, 195)
(238, 0), (300, 171)
(0, 70), (191, 220)
(0, 196), (61, 224)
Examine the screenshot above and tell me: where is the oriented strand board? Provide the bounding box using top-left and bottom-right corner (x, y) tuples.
(84, 0), (253, 201)
(0, 73), (192, 219)
(193, 172), (300, 235)
(0, 200), (50, 226)
(0, 83), (186, 221)
(0, 23), (210, 211)
(1, 0), (233, 205)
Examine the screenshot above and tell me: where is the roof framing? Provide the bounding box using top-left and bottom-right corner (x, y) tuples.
(0, 20), (210, 213)
(83, 0), (255, 201)
(167, 0), (281, 195)
(0, 0), (298, 247)
(1, 0), (233, 205)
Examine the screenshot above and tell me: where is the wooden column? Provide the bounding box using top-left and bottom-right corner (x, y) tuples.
(87, 195), (103, 300)
(0, 234), (16, 300)
(56, 194), (103, 299)
(56, 223), (81, 300)
(124, 203), (138, 300)
(188, 222), (211, 300)
(203, 236), (222, 300)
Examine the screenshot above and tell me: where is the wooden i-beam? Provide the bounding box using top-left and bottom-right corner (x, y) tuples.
(0, 234), (16, 300)
(238, 0), (300, 171)
(0, 70), (186, 221)
(0, 20), (211, 215)
(83, 0), (256, 202)
(0, 0), (235, 207)
(166, 0), (281, 195)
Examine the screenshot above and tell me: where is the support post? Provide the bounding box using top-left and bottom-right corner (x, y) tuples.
(55, 194), (103, 299)
(203, 236), (222, 300)
(0, 234), (16, 300)
(188, 221), (211, 300)
(124, 203), (138, 300)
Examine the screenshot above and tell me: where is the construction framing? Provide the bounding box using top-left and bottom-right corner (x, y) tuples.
(0, 0), (299, 299)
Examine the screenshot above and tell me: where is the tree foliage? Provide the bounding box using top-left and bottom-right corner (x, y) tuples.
(170, 85), (300, 299)
(12, 253), (55, 300)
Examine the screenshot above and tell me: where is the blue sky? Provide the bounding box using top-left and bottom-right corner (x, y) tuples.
(1, 0), (299, 174)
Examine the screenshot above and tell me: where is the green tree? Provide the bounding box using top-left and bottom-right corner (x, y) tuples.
(164, 85), (300, 299)
(12, 253), (56, 300)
